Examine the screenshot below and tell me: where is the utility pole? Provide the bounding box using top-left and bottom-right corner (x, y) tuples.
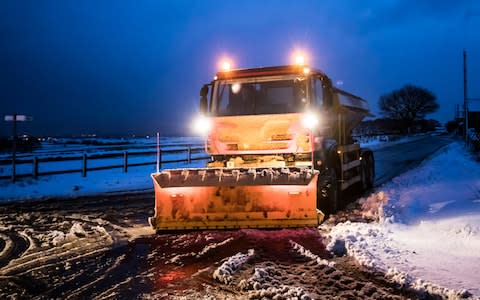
(12, 113), (17, 182)
(4, 113), (33, 182)
(464, 50), (468, 145)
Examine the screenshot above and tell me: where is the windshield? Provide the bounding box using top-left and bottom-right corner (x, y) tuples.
(211, 76), (308, 116)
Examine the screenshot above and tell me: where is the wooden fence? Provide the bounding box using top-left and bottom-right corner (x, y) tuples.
(0, 145), (209, 181)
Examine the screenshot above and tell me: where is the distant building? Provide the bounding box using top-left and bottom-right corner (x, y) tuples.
(469, 102), (480, 133)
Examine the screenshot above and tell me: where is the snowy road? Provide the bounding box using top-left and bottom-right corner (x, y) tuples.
(0, 195), (415, 299)
(373, 135), (451, 186)
(0, 136), (455, 299)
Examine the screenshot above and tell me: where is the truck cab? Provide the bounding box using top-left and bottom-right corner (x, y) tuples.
(196, 65), (374, 207)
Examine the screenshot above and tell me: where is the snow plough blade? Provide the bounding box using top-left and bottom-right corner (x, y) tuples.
(149, 167), (323, 231)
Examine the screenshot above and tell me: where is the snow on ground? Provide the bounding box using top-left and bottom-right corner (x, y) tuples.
(327, 142), (480, 298)
(290, 240), (335, 267)
(0, 136), (205, 201)
(212, 249), (255, 284)
(0, 160), (206, 202)
(166, 237), (234, 265)
(238, 266), (311, 300)
(0, 135), (431, 202)
(357, 134), (430, 150)
(0, 136), (203, 160)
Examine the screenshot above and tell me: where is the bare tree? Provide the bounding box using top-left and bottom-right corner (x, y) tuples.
(379, 85), (439, 132)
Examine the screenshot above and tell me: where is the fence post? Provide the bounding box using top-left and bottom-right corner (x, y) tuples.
(33, 156), (39, 179)
(187, 146), (191, 164)
(11, 113), (17, 183)
(11, 155), (16, 183)
(123, 151), (128, 173)
(159, 149), (162, 170)
(82, 154), (87, 177)
(156, 132), (161, 173)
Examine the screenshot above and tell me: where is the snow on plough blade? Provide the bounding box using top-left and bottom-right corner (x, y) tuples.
(149, 167), (323, 231)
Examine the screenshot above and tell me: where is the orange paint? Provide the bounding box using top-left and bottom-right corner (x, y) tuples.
(206, 113), (311, 155)
(150, 171), (321, 230)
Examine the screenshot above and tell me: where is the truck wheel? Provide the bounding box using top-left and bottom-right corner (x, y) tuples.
(318, 167), (342, 215)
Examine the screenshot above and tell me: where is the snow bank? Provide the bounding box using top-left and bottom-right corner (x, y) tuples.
(327, 221), (475, 299)
(327, 142), (480, 298)
(40, 222), (102, 247)
(357, 191), (390, 222)
(212, 249), (254, 284)
(289, 240), (335, 267)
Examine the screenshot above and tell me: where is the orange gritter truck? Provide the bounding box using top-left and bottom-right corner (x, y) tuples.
(149, 62), (374, 231)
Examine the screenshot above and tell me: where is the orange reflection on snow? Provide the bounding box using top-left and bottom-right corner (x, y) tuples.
(157, 270), (187, 283)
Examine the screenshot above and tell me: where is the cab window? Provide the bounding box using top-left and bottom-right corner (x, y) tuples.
(314, 78), (324, 107)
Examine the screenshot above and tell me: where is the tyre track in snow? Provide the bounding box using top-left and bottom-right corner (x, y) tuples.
(0, 232), (29, 268)
(0, 194), (416, 299)
(0, 192), (156, 298)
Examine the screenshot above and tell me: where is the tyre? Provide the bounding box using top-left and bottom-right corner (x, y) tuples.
(318, 166), (342, 215)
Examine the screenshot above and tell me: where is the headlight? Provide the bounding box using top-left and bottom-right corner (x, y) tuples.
(192, 115), (212, 136)
(301, 112), (319, 130)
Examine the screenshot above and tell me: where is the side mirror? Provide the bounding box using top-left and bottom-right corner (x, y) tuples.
(199, 96), (208, 114)
(199, 85), (209, 114)
(200, 85), (209, 97)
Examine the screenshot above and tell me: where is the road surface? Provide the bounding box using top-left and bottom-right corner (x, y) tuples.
(0, 136), (452, 299)
(374, 136), (452, 186)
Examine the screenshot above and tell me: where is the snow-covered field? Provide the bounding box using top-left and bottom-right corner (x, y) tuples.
(356, 133), (430, 150)
(0, 137), (206, 201)
(0, 136), (204, 160)
(0, 135), (426, 202)
(326, 142), (480, 298)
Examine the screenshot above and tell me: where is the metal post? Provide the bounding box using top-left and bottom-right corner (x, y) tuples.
(11, 113), (17, 182)
(156, 132), (161, 172)
(464, 50), (469, 145)
(187, 146), (191, 164)
(123, 151), (128, 173)
(33, 156), (39, 179)
(159, 148), (162, 170)
(82, 154), (87, 177)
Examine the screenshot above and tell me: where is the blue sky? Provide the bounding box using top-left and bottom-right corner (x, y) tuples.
(1, 0), (479, 136)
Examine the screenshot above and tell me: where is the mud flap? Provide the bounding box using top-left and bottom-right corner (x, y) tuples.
(150, 168), (322, 230)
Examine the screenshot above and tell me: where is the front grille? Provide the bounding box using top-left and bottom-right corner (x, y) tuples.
(226, 144), (239, 150)
(271, 134), (293, 141)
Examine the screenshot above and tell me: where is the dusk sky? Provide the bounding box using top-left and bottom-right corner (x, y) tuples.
(1, 0), (480, 137)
